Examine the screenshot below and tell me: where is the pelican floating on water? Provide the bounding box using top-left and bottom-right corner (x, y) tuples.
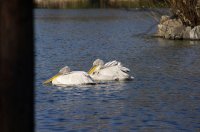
(44, 66), (95, 86)
(88, 59), (134, 81)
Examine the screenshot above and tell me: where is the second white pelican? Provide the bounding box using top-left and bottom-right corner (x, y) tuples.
(88, 59), (134, 81)
(44, 66), (95, 86)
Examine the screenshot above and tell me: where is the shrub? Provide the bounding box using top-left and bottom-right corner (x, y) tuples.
(167, 0), (200, 27)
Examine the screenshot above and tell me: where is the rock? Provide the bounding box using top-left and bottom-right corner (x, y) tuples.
(162, 18), (183, 28)
(157, 16), (185, 39)
(190, 26), (200, 40)
(157, 15), (200, 40)
(174, 26), (185, 39)
(183, 26), (192, 39)
(160, 15), (170, 24)
(157, 24), (167, 37)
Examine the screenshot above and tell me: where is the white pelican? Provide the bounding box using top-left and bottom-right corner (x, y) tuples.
(88, 59), (134, 81)
(43, 66), (95, 86)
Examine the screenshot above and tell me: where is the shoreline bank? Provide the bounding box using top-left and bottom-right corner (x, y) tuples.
(34, 0), (166, 9)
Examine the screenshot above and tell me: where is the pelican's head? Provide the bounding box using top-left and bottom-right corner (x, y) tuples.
(43, 66), (71, 84)
(88, 59), (104, 75)
(59, 66), (71, 74)
(93, 59), (104, 66)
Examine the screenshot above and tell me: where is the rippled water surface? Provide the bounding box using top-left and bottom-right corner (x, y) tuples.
(35, 9), (200, 131)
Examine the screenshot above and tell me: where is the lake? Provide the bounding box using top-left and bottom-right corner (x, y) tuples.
(35, 9), (200, 131)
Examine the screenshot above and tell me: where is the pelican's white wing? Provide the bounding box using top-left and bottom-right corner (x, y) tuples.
(104, 60), (119, 67)
(52, 71), (95, 85)
(104, 60), (130, 73)
(91, 60), (133, 81)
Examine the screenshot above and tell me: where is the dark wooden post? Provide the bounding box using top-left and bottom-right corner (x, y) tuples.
(0, 0), (34, 131)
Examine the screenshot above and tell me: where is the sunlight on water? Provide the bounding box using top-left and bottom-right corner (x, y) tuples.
(35, 9), (200, 131)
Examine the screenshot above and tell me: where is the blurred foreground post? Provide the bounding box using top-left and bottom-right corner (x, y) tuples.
(0, 0), (34, 132)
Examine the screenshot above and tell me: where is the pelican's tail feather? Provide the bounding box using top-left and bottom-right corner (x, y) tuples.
(119, 66), (130, 73)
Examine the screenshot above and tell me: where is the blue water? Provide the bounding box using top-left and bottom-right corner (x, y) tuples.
(35, 9), (200, 131)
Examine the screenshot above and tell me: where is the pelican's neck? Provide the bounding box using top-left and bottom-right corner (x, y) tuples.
(94, 65), (102, 73)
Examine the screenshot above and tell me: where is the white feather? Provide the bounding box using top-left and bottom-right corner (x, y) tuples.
(52, 71), (95, 86)
(91, 60), (133, 81)
(104, 60), (118, 67)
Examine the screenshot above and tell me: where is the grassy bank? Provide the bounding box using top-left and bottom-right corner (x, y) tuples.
(34, 0), (166, 9)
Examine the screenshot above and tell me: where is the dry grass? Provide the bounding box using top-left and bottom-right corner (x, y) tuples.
(166, 0), (200, 27)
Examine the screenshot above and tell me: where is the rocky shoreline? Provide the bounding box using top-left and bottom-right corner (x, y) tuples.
(156, 17), (200, 40)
